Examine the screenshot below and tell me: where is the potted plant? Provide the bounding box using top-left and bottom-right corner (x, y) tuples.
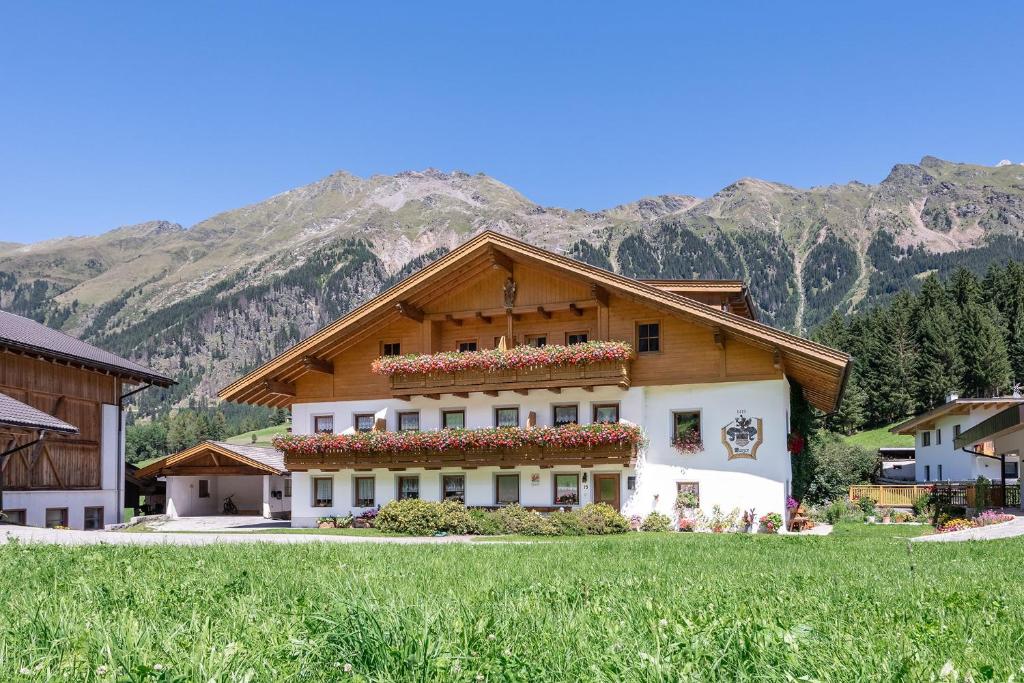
(677, 518), (695, 532)
(857, 495), (877, 523)
(759, 512), (783, 534)
(741, 508), (757, 533)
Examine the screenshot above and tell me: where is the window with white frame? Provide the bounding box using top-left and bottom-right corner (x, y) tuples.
(495, 474), (520, 505)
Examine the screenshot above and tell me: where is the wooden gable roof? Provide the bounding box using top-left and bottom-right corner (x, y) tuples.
(218, 231), (851, 412)
(134, 441), (287, 479)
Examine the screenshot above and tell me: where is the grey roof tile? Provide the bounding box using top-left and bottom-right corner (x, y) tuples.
(0, 391), (79, 434)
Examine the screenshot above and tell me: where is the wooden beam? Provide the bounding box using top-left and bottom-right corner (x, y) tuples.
(483, 390), (499, 397)
(165, 466), (267, 476)
(488, 248), (513, 274)
(445, 314), (463, 327)
(582, 385), (594, 392)
(454, 392), (470, 398)
(301, 356), (334, 375)
(773, 349), (785, 372)
(536, 306), (552, 319)
(476, 312), (492, 324)
(591, 284), (609, 307)
(713, 327), (725, 349)
(396, 301), (424, 322)
(514, 389), (530, 396)
(548, 387), (562, 394)
(262, 379), (296, 396)
(569, 303), (583, 317)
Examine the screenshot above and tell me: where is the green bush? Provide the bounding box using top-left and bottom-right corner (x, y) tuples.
(639, 512), (672, 532)
(375, 499), (479, 535)
(912, 494), (931, 517)
(494, 504), (557, 535)
(578, 503), (629, 534)
(468, 509), (502, 535)
(801, 435), (877, 504)
(825, 499), (847, 524)
(857, 496), (876, 516)
(548, 509), (585, 536)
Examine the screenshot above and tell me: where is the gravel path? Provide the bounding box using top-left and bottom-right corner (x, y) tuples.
(912, 512), (1024, 543)
(0, 525), (474, 546)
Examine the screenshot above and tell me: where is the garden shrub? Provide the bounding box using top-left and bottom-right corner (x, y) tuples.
(577, 503), (629, 534)
(800, 434), (876, 504)
(548, 509), (585, 535)
(494, 504), (557, 535)
(825, 499), (847, 524)
(912, 494), (931, 517)
(468, 509), (502, 535)
(375, 499), (479, 535)
(857, 496), (876, 516)
(639, 512), (672, 532)
(436, 500), (479, 534)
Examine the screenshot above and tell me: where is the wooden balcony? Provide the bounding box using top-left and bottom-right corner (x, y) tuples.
(388, 359), (631, 398)
(285, 441), (636, 472)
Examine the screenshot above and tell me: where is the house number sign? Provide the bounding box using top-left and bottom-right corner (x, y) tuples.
(721, 410), (763, 460)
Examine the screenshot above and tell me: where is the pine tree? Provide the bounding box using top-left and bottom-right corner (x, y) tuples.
(812, 312), (866, 433)
(913, 275), (963, 410)
(868, 294), (918, 423)
(960, 301), (1013, 397)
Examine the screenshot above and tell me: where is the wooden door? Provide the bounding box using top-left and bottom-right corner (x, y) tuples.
(593, 473), (620, 511)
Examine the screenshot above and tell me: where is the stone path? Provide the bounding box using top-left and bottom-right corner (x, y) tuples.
(913, 511), (1024, 543)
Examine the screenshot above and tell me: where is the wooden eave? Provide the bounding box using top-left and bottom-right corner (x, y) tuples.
(218, 231), (850, 412)
(0, 342), (175, 388)
(134, 441), (286, 479)
(890, 398), (1024, 435)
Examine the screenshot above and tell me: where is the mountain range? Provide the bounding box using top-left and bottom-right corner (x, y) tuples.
(3, 156), (1024, 411)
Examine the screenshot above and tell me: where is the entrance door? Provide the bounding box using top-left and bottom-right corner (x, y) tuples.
(593, 473), (621, 511)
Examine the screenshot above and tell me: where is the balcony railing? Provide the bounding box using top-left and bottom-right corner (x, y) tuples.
(389, 360), (630, 396)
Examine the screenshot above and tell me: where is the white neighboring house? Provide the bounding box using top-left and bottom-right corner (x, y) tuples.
(955, 403), (1024, 508)
(891, 395), (1023, 484)
(134, 441), (291, 519)
(0, 309), (174, 529)
(217, 231), (852, 528)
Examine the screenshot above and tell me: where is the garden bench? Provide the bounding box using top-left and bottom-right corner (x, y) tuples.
(788, 505), (810, 532)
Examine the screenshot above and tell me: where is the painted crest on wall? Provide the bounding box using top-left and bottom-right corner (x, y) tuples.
(721, 411), (763, 460)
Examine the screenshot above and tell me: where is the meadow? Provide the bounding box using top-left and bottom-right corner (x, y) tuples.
(1, 525), (1022, 681)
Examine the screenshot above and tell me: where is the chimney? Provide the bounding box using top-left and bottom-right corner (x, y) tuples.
(945, 392), (959, 403)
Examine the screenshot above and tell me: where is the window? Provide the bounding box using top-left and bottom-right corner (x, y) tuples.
(922, 431), (931, 447)
(593, 403), (619, 423)
(626, 476), (636, 491)
(355, 414), (376, 432)
(457, 340), (478, 353)
(672, 411), (702, 447)
(313, 477), (333, 507)
(2, 510), (26, 525)
(938, 464), (943, 481)
(1004, 460), (1020, 479)
(45, 508), (68, 529)
(198, 479), (210, 498)
(496, 474), (520, 505)
(397, 476), (420, 500)
(553, 404), (579, 426)
(84, 507), (104, 530)
(936, 428), (942, 445)
(442, 409), (466, 430)
(637, 322), (660, 353)
(924, 465), (931, 482)
(525, 334), (547, 348)
(554, 473), (580, 505)
(398, 411), (420, 432)
(495, 406), (520, 428)
(382, 342), (401, 356)
(442, 474), (466, 502)
(314, 415), (334, 434)
(676, 481), (700, 506)
(354, 477), (375, 507)
(954, 424), (962, 438)
(566, 332), (588, 345)
(284, 479), (292, 498)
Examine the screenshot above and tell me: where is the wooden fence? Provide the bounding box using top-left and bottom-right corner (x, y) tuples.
(850, 483), (1021, 508)
(848, 485), (933, 508)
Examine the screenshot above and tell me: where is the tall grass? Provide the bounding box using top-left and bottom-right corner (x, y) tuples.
(0, 525), (1021, 681)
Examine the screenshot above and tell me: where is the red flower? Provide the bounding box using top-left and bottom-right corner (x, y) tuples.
(371, 341), (634, 376)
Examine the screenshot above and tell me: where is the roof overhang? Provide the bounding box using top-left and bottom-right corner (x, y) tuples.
(0, 392), (79, 435)
(0, 340), (175, 387)
(954, 404), (1024, 450)
(891, 398), (1024, 434)
(134, 441), (287, 479)
(218, 231), (850, 412)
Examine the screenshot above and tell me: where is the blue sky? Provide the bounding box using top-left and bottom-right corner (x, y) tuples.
(1, 2), (1022, 242)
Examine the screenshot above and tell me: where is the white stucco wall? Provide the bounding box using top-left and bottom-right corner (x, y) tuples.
(915, 407), (1017, 482)
(166, 475), (291, 518)
(289, 379), (792, 527)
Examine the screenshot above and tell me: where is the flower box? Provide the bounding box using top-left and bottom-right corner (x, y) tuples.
(372, 341), (634, 377)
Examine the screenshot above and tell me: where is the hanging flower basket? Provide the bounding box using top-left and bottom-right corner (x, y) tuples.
(371, 341), (634, 376)
(787, 431), (805, 455)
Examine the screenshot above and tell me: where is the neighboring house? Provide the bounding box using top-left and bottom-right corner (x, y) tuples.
(134, 441), (290, 519)
(954, 404), (1024, 502)
(218, 231), (850, 527)
(877, 447), (916, 483)
(0, 310), (174, 529)
(891, 395), (1023, 484)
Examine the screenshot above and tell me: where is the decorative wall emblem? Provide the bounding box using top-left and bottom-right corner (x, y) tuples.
(503, 277), (517, 307)
(721, 411), (763, 460)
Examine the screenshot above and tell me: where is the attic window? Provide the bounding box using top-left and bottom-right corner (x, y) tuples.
(637, 322), (660, 353)
(382, 342), (401, 356)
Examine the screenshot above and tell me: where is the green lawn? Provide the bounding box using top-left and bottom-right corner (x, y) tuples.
(844, 422), (914, 450)
(0, 523), (1019, 680)
(224, 423), (289, 448)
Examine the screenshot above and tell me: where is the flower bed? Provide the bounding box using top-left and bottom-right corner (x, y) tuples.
(371, 341), (634, 376)
(273, 422), (643, 456)
(937, 511), (1016, 533)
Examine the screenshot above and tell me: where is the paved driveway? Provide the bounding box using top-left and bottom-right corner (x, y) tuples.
(913, 510), (1024, 542)
(146, 515), (290, 532)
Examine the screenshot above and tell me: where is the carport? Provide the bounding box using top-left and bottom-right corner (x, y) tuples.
(135, 441), (290, 519)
